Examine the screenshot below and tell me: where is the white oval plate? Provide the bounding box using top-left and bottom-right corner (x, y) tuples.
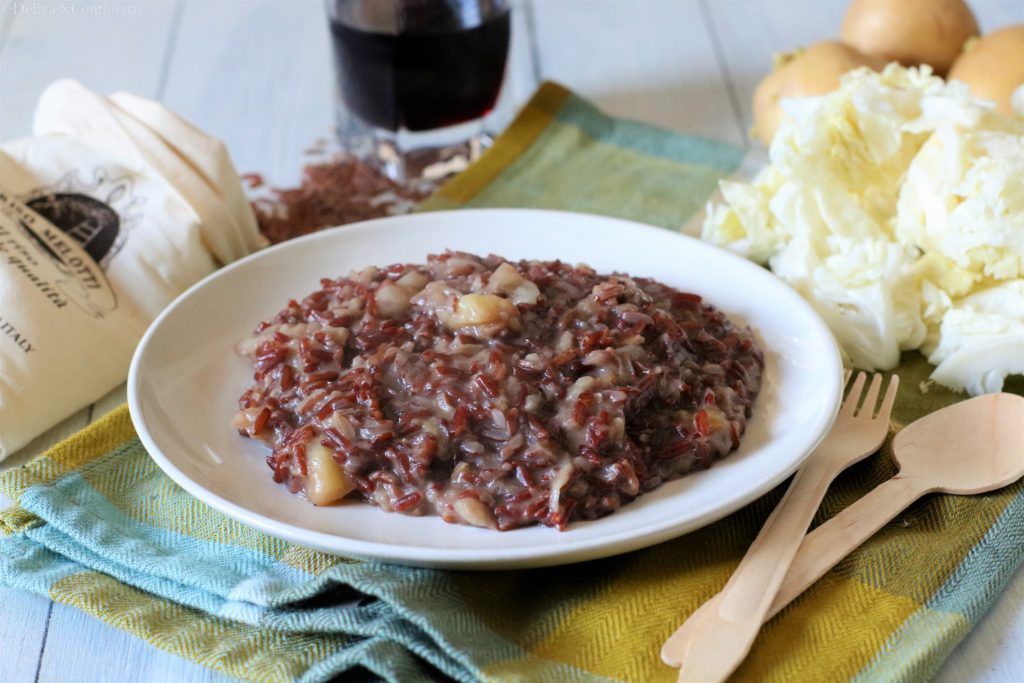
(129, 209), (842, 569)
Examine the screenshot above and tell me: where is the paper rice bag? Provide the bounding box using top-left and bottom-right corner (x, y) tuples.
(0, 80), (266, 459)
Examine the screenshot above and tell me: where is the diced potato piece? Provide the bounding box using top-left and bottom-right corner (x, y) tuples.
(396, 270), (429, 293)
(231, 408), (255, 432)
(306, 442), (355, 506)
(411, 281), (459, 314)
(324, 327), (349, 347)
(375, 281), (412, 318)
(232, 407), (272, 442)
(354, 266), (379, 284)
(443, 293), (518, 329)
(443, 255), (485, 276)
(454, 497), (496, 529)
(486, 262), (541, 305)
(454, 293), (514, 325)
(375, 271), (435, 319)
(236, 323), (307, 357)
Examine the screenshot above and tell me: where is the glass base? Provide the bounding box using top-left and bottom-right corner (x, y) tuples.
(337, 113), (491, 184)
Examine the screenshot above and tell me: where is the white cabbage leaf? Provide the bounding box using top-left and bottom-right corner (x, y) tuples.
(701, 64), (1024, 394)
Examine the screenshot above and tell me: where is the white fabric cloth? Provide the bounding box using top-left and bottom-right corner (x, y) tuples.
(0, 80), (266, 459)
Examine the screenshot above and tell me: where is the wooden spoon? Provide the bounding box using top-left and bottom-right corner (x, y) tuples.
(662, 392), (1024, 678)
(662, 372), (897, 677)
(767, 391), (1024, 618)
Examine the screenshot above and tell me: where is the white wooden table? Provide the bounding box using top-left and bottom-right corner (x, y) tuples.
(1, 1), (1022, 680)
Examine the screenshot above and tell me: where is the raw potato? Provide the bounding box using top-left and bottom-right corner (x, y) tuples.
(948, 26), (1024, 115)
(752, 41), (884, 144)
(840, 0), (979, 76)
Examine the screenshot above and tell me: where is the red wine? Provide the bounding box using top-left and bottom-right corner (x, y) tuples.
(329, 2), (510, 133)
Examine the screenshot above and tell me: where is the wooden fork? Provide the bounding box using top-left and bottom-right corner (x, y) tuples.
(661, 371), (899, 681)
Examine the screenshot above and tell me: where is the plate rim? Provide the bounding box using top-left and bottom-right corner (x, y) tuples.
(128, 208), (843, 569)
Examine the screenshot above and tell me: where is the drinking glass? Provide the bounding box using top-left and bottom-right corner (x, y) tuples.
(326, 0), (512, 182)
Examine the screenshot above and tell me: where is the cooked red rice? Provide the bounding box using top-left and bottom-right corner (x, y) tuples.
(235, 252), (763, 531)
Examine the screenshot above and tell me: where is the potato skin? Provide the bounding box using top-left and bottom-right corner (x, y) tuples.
(949, 25), (1024, 114)
(752, 41), (884, 144)
(841, 0), (979, 76)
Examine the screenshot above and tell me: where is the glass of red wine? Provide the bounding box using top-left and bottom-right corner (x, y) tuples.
(326, 0), (511, 182)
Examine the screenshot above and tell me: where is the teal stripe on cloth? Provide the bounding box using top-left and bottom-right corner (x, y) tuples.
(8, 464), (597, 682)
(555, 95), (746, 171)
(2, 526), (478, 683)
(328, 562), (603, 682)
(299, 637), (464, 683)
(0, 534), (80, 594)
(926, 489), (1024, 622)
(454, 124), (741, 228)
(22, 523), (372, 632)
(434, 88), (746, 231)
(21, 515), (490, 682)
(853, 487), (1024, 683)
(20, 473), (315, 602)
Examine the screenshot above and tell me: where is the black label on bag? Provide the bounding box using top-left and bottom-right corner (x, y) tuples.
(0, 187), (118, 318)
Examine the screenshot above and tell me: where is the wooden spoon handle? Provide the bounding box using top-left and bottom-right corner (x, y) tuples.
(662, 477), (921, 669)
(664, 461), (837, 678)
(767, 476), (921, 619)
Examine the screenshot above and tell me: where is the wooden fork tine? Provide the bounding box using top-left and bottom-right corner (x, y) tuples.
(858, 374), (884, 418)
(843, 368), (852, 385)
(877, 374), (900, 420)
(840, 371), (867, 417)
